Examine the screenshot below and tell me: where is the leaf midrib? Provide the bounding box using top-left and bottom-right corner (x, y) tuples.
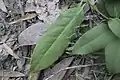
(35, 6), (84, 69)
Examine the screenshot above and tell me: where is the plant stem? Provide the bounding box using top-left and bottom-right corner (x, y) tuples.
(94, 6), (109, 20)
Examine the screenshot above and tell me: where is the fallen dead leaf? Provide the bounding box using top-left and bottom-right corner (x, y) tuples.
(0, 70), (25, 77)
(18, 22), (47, 46)
(2, 43), (19, 59)
(62, 58), (82, 80)
(44, 63), (104, 80)
(0, 77), (9, 80)
(25, 0), (60, 24)
(43, 57), (74, 80)
(0, 44), (8, 61)
(0, 0), (7, 12)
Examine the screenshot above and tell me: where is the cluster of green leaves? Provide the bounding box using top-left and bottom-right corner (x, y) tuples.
(73, 0), (120, 74)
(29, 0), (120, 79)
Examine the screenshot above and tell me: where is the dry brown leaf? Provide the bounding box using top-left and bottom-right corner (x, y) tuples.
(62, 59), (82, 80)
(25, 0), (60, 24)
(37, 0), (60, 24)
(0, 70), (25, 77)
(0, 0), (7, 12)
(44, 63), (104, 80)
(43, 57), (74, 80)
(2, 43), (19, 59)
(25, 1), (36, 12)
(0, 44), (8, 61)
(18, 22), (47, 46)
(0, 77), (9, 80)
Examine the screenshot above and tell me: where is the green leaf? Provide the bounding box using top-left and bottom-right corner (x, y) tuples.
(96, 0), (109, 17)
(30, 4), (85, 73)
(105, 39), (120, 73)
(72, 23), (117, 55)
(105, 1), (120, 18)
(106, 0), (119, 3)
(108, 18), (120, 38)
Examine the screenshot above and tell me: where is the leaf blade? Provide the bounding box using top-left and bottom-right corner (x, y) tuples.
(105, 1), (120, 18)
(96, 0), (109, 17)
(105, 39), (120, 73)
(30, 4), (85, 73)
(108, 18), (120, 38)
(72, 23), (117, 55)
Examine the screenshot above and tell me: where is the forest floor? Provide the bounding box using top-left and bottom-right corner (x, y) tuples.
(0, 0), (116, 80)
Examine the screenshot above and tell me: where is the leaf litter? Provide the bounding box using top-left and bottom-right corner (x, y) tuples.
(0, 0), (117, 80)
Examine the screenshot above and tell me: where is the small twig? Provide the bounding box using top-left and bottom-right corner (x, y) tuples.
(93, 71), (98, 80)
(108, 74), (114, 80)
(85, 0), (109, 20)
(23, 56), (31, 60)
(91, 70), (105, 74)
(45, 63), (105, 80)
(18, 0), (26, 30)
